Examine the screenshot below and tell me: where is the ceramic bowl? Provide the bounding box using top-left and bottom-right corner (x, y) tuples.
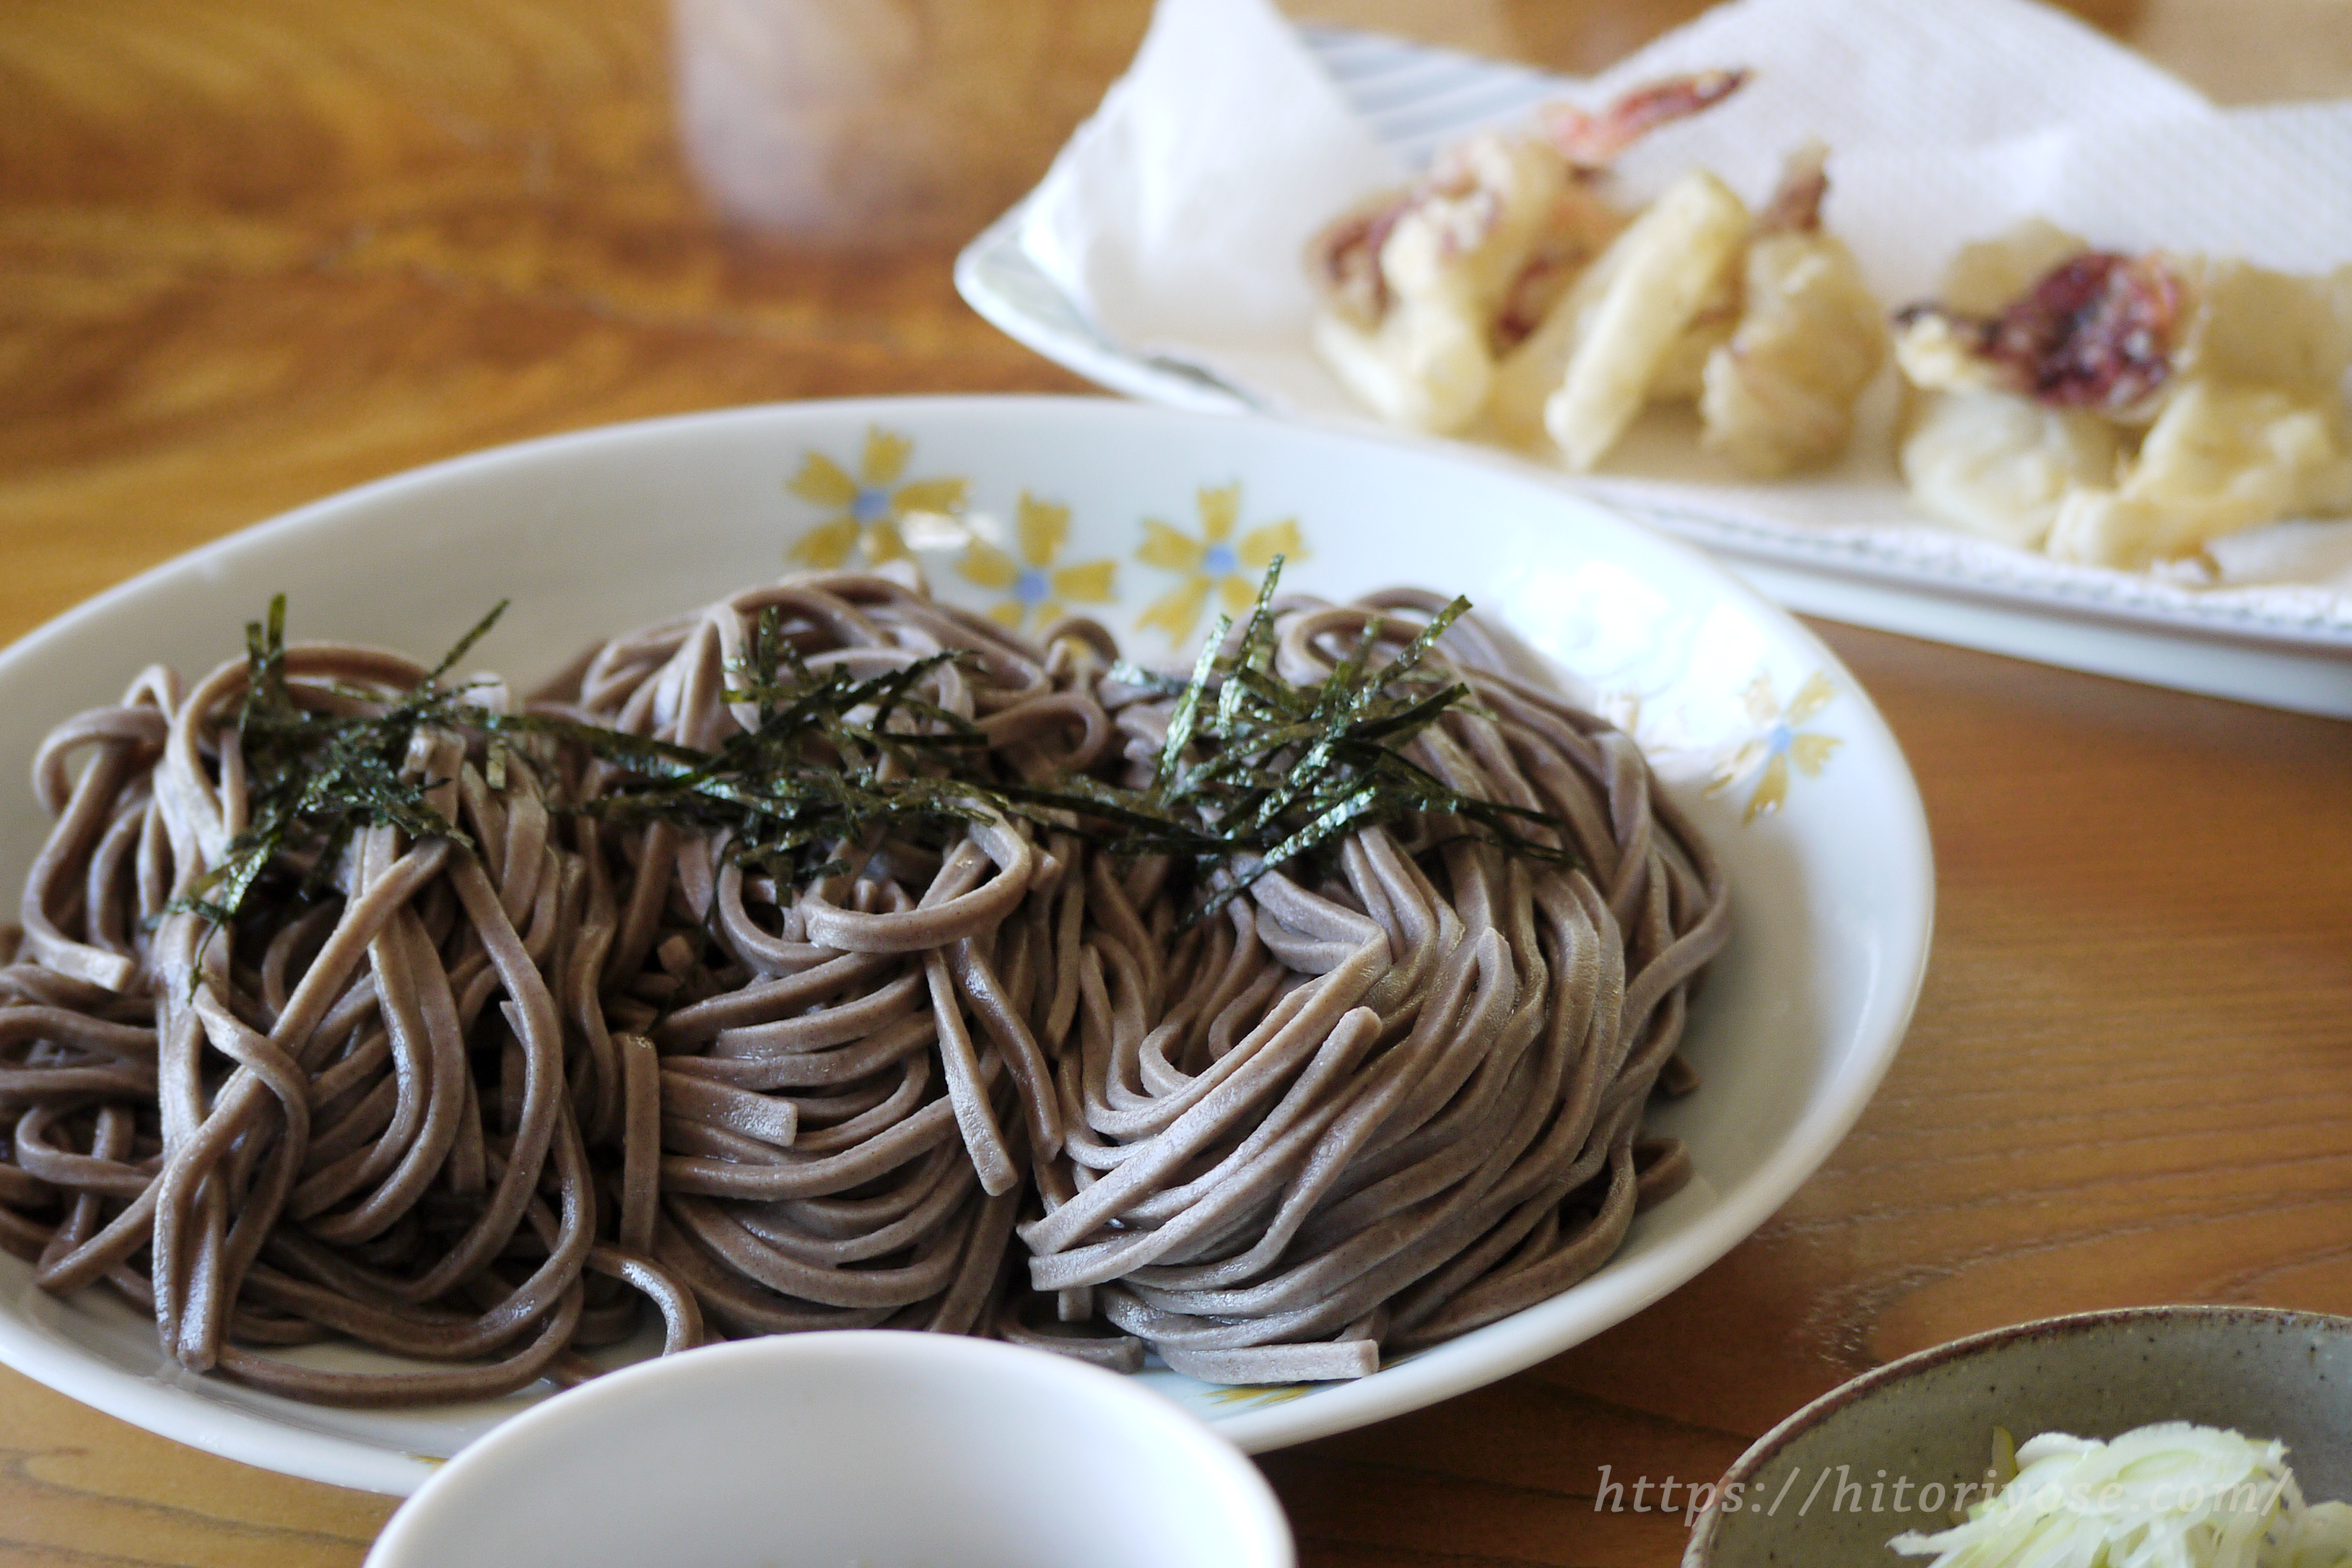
(0, 393), (1932, 1489)
(363, 1331), (1294, 1568)
(1684, 1305), (2352, 1567)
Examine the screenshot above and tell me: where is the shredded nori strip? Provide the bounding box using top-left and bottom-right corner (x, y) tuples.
(165, 596), (504, 927)
(1055, 559), (1580, 918)
(553, 608), (996, 884)
(186, 566), (1580, 928)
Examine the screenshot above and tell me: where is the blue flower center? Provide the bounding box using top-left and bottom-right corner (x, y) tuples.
(850, 487), (892, 524)
(1014, 567), (1050, 606)
(1202, 542), (1240, 577)
(1767, 721), (1793, 755)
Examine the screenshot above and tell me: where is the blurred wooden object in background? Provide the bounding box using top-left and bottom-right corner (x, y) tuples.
(676, 0), (1148, 245)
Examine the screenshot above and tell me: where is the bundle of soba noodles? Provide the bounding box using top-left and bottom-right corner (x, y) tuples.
(0, 567), (1728, 1402)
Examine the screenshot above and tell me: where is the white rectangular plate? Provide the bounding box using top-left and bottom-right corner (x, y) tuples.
(957, 26), (2352, 717)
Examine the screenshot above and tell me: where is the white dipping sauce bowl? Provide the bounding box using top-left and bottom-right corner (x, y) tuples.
(363, 1331), (1295, 1568)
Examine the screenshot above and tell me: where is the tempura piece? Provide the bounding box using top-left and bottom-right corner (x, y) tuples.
(2046, 378), (2352, 568)
(1309, 287), (1494, 433)
(1938, 219), (2091, 315)
(1539, 168), (1749, 470)
(1307, 71), (1750, 436)
(1536, 68), (1749, 168)
(1488, 207), (1647, 437)
(1697, 142), (1889, 476)
(1899, 390), (2122, 550)
(1899, 237), (2352, 420)
(1480, 72), (1751, 362)
(1896, 227), (2352, 567)
(1647, 283), (1741, 403)
(2177, 256), (2352, 396)
(1488, 185), (1632, 354)
(1308, 70), (1881, 480)
(1308, 130), (1572, 432)
(1896, 248), (2190, 417)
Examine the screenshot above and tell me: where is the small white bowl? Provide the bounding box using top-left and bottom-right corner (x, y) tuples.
(364, 1331), (1294, 1568)
(1684, 1306), (2352, 1567)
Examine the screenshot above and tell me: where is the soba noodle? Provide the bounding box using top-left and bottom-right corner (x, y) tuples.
(0, 571), (1728, 1401)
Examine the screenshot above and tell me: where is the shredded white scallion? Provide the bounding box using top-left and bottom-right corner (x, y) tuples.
(1887, 1423), (2352, 1568)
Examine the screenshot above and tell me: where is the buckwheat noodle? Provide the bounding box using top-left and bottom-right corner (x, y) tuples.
(0, 571), (1728, 1401)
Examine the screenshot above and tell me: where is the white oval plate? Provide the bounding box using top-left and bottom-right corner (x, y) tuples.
(0, 395), (1933, 1494)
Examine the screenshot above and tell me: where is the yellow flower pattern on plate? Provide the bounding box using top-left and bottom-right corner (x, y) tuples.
(786, 426), (968, 569)
(1135, 482), (1303, 645)
(1203, 1383), (1312, 1409)
(957, 492), (1118, 632)
(1705, 670), (1841, 823)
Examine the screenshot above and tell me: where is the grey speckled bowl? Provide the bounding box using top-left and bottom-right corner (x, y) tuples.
(1685, 1307), (2352, 1567)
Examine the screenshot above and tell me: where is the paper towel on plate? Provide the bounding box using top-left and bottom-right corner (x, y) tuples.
(1019, 0), (1403, 354)
(1009, 0), (2352, 620)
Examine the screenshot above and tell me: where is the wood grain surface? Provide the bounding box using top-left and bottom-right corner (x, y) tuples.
(3, 1), (2348, 1564)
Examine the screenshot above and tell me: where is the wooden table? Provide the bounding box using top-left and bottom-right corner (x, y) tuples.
(4, 1), (2349, 1562)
